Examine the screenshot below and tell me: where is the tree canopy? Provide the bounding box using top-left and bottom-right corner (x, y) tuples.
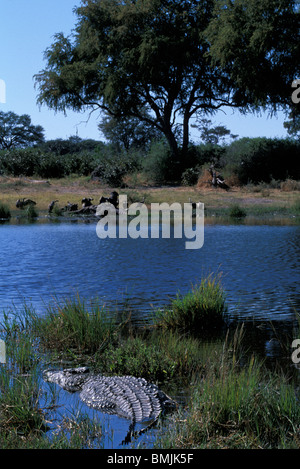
(0, 111), (45, 150)
(35, 0), (299, 161)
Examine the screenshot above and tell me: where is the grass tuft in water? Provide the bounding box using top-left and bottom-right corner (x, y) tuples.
(27, 296), (120, 355)
(155, 274), (227, 334)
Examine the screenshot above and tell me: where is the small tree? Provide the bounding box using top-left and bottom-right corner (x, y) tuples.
(0, 111), (45, 150)
(194, 118), (238, 145)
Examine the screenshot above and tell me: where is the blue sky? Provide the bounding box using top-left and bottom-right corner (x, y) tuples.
(0, 0), (290, 142)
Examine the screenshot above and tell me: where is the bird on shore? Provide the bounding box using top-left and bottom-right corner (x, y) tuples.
(48, 200), (59, 213)
(188, 197), (201, 209)
(16, 198), (36, 209)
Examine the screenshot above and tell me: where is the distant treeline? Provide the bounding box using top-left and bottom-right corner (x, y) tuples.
(0, 136), (299, 187)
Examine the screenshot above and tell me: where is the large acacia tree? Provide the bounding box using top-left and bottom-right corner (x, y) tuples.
(35, 0), (299, 162)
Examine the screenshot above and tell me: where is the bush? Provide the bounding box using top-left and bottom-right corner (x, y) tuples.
(63, 151), (99, 176)
(223, 138), (300, 184)
(142, 140), (178, 184)
(0, 148), (41, 176)
(38, 153), (65, 178)
(181, 167), (201, 186)
(228, 204), (247, 219)
(0, 203), (11, 220)
(92, 147), (141, 186)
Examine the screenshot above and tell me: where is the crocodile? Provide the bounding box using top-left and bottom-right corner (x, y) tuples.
(43, 367), (177, 443)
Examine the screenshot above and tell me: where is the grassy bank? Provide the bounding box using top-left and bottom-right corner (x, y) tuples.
(0, 276), (299, 449)
(0, 175), (300, 222)
(156, 338), (300, 449)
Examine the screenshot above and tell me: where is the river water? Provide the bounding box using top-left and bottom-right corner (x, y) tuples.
(0, 220), (299, 324)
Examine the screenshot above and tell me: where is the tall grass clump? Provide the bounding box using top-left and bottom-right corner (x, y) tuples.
(28, 296), (120, 354)
(228, 203), (247, 219)
(26, 204), (38, 220)
(155, 274), (227, 334)
(0, 202), (11, 220)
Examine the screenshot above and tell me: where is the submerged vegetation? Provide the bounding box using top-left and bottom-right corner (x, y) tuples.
(0, 275), (299, 449)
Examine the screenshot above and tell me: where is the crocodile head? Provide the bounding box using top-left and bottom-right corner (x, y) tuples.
(43, 367), (91, 392)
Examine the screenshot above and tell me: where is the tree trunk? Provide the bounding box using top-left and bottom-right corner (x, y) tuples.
(164, 125), (179, 161)
(182, 112), (190, 159)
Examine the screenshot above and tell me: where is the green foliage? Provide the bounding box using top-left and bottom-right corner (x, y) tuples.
(0, 309), (104, 449)
(0, 148), (42, 176)
(0, 111), (45, 150)
(161, 356), (300, 448)
(25, 204), (38, 221)
(0, 147), (99, 179)
(99, 330), (204, 382)
(228, 204), (247, 219)
(38, 136), (102, 155)
(100, 335), (176, 381)
(206, 0), (299, 110)
(99, 112), (163, 152)
(156, 327), (300, 449)
(142, 140), (181, 184)
(92, 147), (141, 187)
(284, 111), (300, 138)
(0, 311), (45, 438)
(222, 137), (300, 184)
(195, 118), (238, 145)
(0, 203), (11, 220)
(38, 152), (65, 179)
(181, 167), (200, 186)
(156, 274), (227, 333)
(29, 296), (119, 355)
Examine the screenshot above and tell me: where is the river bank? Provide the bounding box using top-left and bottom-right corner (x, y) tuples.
(0, 279), (299, 449)
(0, 175), (300, 222)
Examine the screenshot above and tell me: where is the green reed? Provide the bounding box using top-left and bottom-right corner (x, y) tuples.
(28, 295), (120, 354)
(155, 274), (227, 333)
